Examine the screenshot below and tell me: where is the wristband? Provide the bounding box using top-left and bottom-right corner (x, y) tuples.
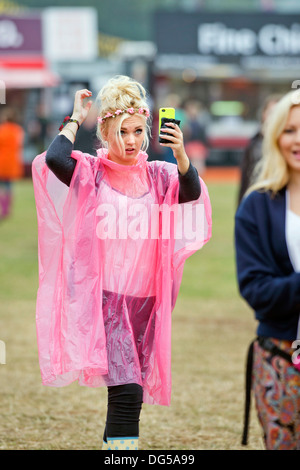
(59, 116), (80, 131)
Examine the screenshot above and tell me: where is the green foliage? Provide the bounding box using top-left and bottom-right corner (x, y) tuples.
(0, 180), (38, 301)
(180, 182), (239, 300)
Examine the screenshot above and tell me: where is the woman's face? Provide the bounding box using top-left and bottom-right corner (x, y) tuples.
(106, 115), (146, 166)
(278, 105), (300, 175)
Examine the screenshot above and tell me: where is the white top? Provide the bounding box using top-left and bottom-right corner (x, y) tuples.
(286, 190), (300, 272)
(286, 190), (300, 338)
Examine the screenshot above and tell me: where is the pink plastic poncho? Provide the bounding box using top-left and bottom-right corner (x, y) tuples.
(32, 148), (212, 406)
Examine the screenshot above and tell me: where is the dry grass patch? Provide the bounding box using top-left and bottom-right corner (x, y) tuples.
(0, 180), (264, 450)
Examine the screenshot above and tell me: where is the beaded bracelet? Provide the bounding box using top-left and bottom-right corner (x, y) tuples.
(59, 116), (80, 131)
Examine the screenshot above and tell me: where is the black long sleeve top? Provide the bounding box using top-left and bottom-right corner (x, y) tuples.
(46, 135), (201, 204)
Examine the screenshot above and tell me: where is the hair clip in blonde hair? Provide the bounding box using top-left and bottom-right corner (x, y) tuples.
(98, 107), (150, 124)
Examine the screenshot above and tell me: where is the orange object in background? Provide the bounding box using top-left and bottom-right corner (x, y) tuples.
(202, 166), (240, 182)
(0, 119), (24, 180)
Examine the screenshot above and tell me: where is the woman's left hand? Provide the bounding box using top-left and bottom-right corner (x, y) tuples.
(159, 122), (190, 175)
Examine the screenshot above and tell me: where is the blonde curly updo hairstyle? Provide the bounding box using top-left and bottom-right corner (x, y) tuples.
(96, 75), (151, 153)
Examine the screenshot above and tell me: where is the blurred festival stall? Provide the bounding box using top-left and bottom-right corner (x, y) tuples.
(0, 6), (124, 175)
(0, 11), (59, 175)
(1, 1), (300, 171)
(152, 10), (300, 166)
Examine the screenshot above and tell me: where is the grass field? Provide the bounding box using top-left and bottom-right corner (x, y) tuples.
(0, 178), (263, 450)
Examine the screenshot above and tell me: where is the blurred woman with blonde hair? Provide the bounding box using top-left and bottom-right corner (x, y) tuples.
(235, 89), (300, 449)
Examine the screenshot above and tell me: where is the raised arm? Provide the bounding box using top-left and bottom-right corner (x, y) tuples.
(158, 121), (201, 203)
(46, 89), (93, 186)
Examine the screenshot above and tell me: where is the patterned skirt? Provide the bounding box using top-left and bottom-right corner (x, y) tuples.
(253, 338), (300, 450)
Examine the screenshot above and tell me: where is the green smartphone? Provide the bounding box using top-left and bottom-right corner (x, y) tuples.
(158, 107), (181, 144)
(159, 107), (175, 135)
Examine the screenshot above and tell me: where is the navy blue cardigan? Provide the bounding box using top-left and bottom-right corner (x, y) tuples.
(235, 187), (300, 340)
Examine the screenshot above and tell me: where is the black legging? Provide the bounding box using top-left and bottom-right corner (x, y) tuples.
(103, 383), (143, 441)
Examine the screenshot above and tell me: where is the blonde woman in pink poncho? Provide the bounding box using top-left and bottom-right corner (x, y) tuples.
(32, 76), (212, 450)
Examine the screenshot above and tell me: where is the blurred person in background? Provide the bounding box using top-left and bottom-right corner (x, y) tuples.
(237, 93), (282, 205)
(27, 102), (52, 156)
(235, 89), (300, 450)
(32, 76), (212, 450)
(182, 99), (208, 176)
(0, 107), (24, 220)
